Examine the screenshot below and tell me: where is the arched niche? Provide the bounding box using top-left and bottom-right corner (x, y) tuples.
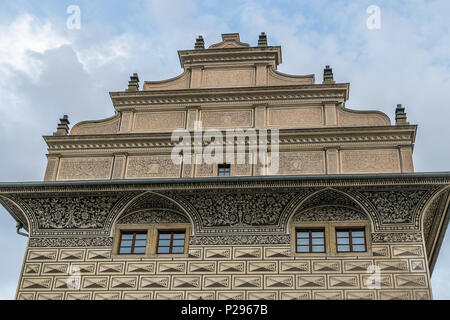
(288, 188), (373, 255)
(117, 209), (190, 225)
(109, 191), (194, 237)
(289, 188), (372, 227)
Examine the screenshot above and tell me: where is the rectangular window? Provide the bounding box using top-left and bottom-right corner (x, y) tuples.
(157, 230), (186, 254)
(336, 228), (366, 252)
(218, 164), (231, 176)
(119, 231), (147, 254)
(296, 229), (325, 253)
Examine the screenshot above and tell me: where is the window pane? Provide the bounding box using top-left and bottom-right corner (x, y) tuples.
(338, 245), (350, 252)
(157, 247), (170, 254)
(135, 234), (147, 240)
(158, 239), (171, 246)
(352, 245), (366, 252)
(337, 231), (349, 237)
(119, 247), (131, 254)
(352, 237), (365, 245)
(134, 240), (147, 247)
(337, 238), (349, 245)
(312, 246), (325, 253)
(134, 247), (146, 254)
(173, 239), (185, 246)
(218, 165), (230, 176)
(297, 232), (309, 238)
(159, 233), (171, 239)
(297, 238), (310, 245)
(311, 238), (324, 245)
(352, 231), (365, 237)
(311, 232), (324, 237)
(297, 246), (309, 253)
(172, 246), (184, 253)
(173, 233), (185, 239)
(121, 234), (133, 240)
(120, 239), (132, 246)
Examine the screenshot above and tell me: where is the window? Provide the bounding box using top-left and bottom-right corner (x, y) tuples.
(336, 228), (366, 252)
(119, 231), (147, 254)
(218, 164), (231, 176)
(296, 229), (325, 253)
(157, 230), (186, 254)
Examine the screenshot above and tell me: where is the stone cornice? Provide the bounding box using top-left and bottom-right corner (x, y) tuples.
(109, 83), (350, 108)
(178, 46), (283, 68)
(1, 172), (450, 194)
(43, 125), (417, 151)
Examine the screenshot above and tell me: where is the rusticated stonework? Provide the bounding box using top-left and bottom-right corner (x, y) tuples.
(15, 241), (432, 300)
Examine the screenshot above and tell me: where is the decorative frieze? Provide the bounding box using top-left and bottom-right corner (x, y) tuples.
(29, 237), (113, 247)
(117, 209), (189, 225)
(293, 206), (368, 222)
(190, 235), (290, 246)
(371, 232), (423, 243)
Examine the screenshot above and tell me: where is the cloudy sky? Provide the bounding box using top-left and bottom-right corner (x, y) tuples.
(0, 0), (449, 299)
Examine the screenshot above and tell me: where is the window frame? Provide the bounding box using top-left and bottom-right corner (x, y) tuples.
(156, 230), (186, 254)
(335, 227), (367, 253)
(291, 221), (371, 257)
(118, 230), (148, 255)
(112, 223), (191, 258)
(295, 228), (326, 253)
(218, 164), (231, 177)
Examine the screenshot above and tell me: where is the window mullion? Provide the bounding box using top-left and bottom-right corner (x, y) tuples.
(131, 232), (136, 254)
(349, 230), (353, 252)
(309, 230), (313, 253)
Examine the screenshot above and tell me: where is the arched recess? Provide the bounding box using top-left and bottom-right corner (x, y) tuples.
(108, 191), (194, 237)
(286, 188), (374, 230)
(420, 185), (450, 263)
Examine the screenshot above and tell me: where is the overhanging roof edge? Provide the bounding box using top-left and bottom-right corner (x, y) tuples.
(1, 172), (450, 190)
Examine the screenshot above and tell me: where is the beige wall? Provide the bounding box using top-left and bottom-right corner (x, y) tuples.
(49, 147), (413, 181)
(46, 100), (414, 181)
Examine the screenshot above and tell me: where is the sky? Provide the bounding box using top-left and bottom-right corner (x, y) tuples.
(0, 0), (449, 299)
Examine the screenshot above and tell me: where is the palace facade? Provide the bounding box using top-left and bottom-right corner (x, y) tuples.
(1, 33), (449, 300)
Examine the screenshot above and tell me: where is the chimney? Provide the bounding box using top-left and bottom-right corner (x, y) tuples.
(126, 73), (140, 92)
(395, 104), (409, 125)
(53, 115), (70, 136)
(195, 35), (205, 49)
(323, 65), (335, 84)
(258, 32), (268, 46)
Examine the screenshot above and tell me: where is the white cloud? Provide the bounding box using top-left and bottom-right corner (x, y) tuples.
(74, 32), (133, 73)
(0, 14), (70, 81)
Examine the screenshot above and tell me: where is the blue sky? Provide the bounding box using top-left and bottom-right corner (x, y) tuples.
(0, 0), (449, 299)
